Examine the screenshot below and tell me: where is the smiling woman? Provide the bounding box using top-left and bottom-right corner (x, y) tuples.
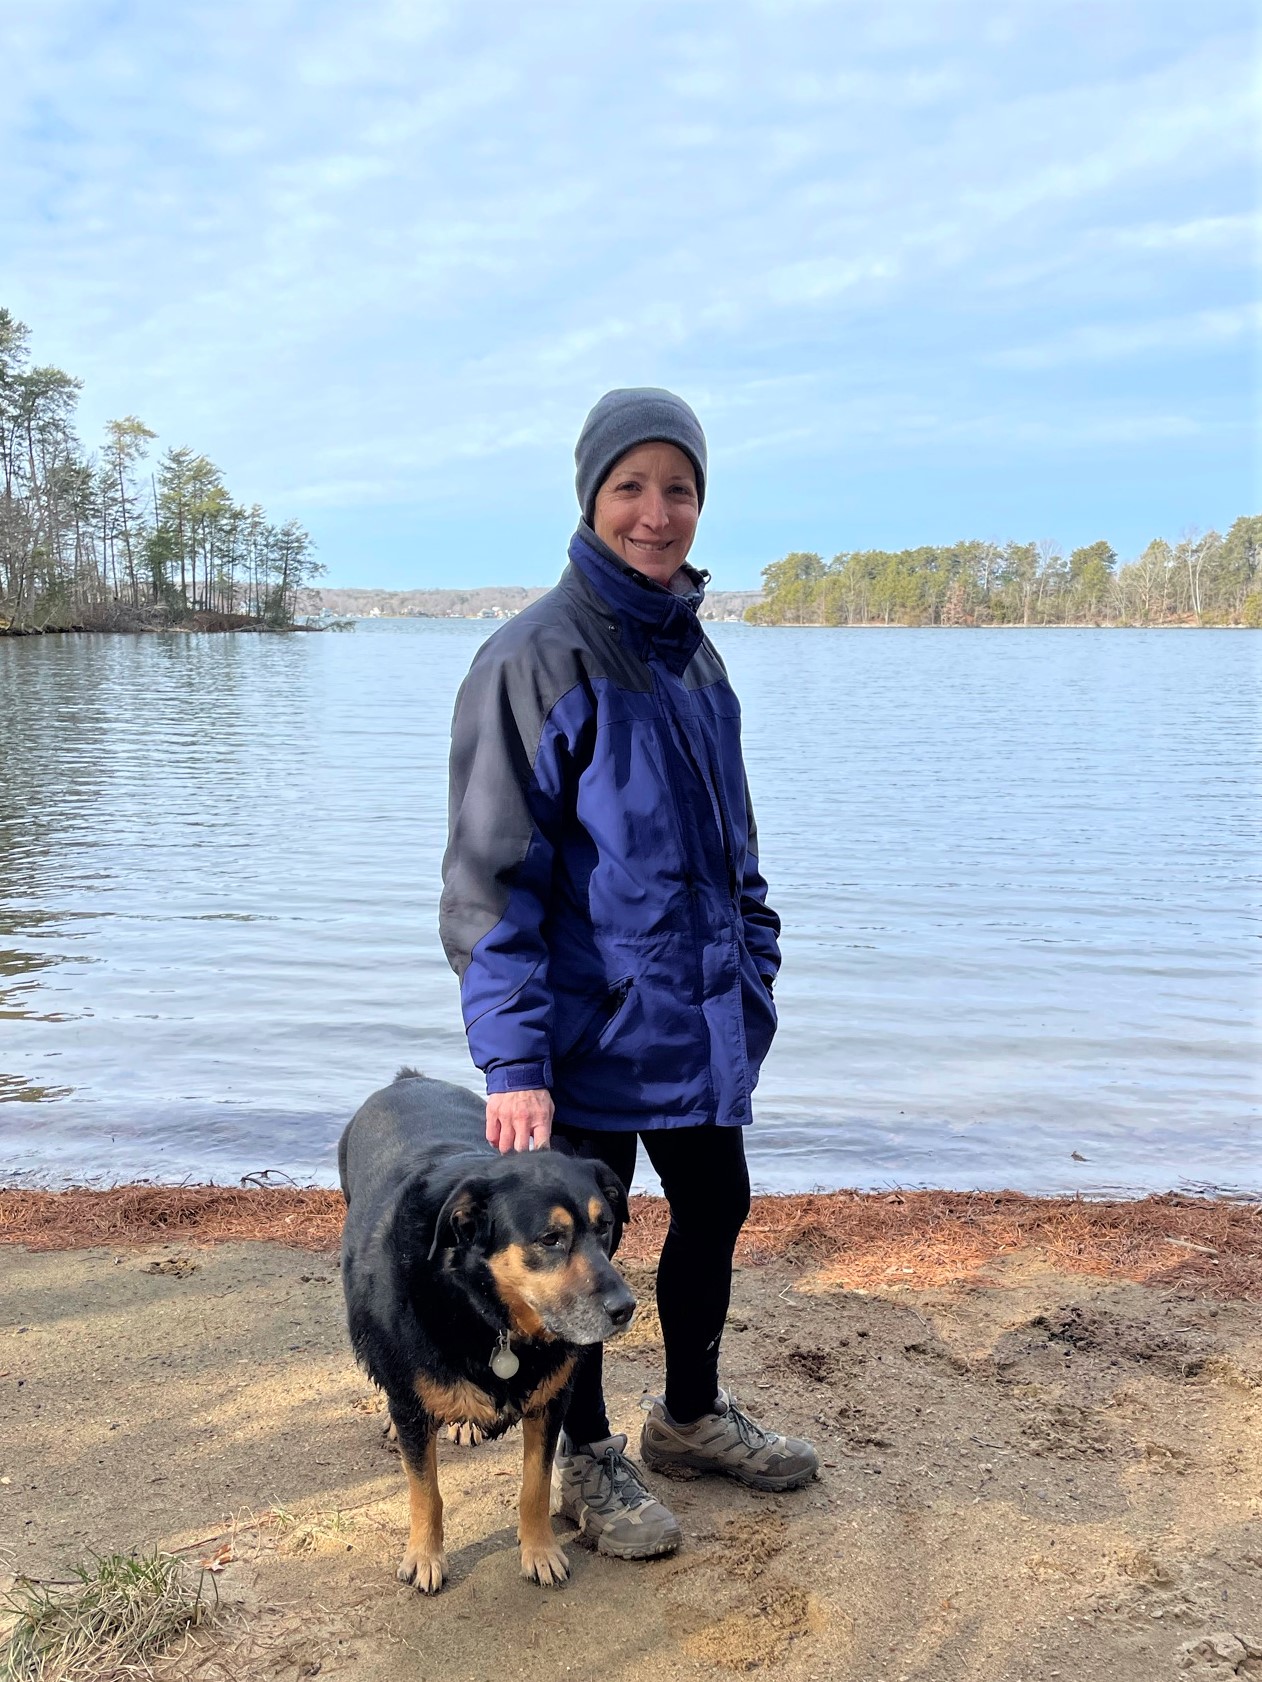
(575, 386), (708, 586)
(438, 385), (818, 1568)
(591, 442), (700, 585)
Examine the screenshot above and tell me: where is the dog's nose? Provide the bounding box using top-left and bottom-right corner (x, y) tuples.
(607, 1298), (635, 1328)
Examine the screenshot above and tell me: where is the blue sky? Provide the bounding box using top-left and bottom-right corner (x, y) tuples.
(4, 0), (1257, 589)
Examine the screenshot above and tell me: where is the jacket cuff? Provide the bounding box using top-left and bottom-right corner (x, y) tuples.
(486, 1059), (553, 1095)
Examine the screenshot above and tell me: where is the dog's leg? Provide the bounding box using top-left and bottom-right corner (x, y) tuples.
(392, 1411), (446, 1593)
(518, 1399), (569, 1587)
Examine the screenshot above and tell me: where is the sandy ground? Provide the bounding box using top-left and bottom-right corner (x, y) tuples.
(2, 1235), (1260, 1682)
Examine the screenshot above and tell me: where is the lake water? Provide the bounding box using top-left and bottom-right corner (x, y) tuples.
(2, 622), (1258, 1197)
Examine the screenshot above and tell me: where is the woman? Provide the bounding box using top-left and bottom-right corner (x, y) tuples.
(440, 388), (818, 1561)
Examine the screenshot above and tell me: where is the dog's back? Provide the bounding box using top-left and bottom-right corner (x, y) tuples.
(338, 1067), (487, 1210)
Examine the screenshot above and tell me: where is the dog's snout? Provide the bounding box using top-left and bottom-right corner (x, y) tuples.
(602, 1276), (636, 1329)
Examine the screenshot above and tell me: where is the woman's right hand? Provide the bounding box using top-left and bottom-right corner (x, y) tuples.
(486, 1089), (554, 1153)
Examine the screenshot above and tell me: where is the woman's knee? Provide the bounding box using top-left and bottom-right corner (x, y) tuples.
(667, 1171), (750, 1249)
(648, 1128), (751, 1247)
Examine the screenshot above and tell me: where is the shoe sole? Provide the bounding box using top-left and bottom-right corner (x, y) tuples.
(640, 1444), (818, 1493)
(557, 1502), (682, 1561)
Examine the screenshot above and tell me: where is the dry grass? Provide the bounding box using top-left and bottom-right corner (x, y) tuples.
(0, 1186), (345, 1253)
(2, 1183), (1259, 1300)
(1, 1552), (211, 1681)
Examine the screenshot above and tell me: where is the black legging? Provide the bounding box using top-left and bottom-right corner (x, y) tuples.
(552, 1122), (751, 1444)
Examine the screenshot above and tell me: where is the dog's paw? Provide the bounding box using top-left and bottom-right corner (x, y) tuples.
(382, 1416), (399, 1451)
(397, 1548), (447, 1594)
(446, 1421), (485, 1447)
(519, 1536), (570, 1588)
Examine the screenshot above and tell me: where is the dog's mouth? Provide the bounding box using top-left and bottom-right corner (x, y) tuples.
(537, 1295), (638, 1346)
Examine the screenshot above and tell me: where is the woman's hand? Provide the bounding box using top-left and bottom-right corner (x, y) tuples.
(486, 1088), (554, 1153)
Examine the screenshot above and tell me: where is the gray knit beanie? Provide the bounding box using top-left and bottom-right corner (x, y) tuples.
(574, 388), (707, 524)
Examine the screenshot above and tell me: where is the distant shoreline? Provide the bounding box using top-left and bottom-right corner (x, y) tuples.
(337, 614), (1254, 629)
(7, 616), (1254, 637)
(0, 619), (329, 639)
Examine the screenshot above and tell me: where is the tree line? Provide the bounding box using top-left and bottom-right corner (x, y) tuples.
(747, 523), (1262, 628)
(0, 307), (322, 633)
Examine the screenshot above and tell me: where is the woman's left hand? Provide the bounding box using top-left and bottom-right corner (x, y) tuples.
(486, 1088), (554, 1153)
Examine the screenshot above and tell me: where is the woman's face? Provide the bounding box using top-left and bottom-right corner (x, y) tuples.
(591, 442), (699, 586)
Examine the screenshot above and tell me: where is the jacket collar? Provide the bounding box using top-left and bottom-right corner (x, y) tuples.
(567, 524), (708, 673)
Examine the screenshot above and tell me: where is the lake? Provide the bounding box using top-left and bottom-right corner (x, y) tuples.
(2, 621), (1258, 1196)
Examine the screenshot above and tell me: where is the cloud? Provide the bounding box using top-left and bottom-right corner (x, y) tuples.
(989, 305), (1259, 369)
(1104, 213), (1260, 254)
(1, 0), (1254, 577)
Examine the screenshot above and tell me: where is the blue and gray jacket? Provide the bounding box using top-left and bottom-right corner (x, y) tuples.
(439, 524), (781, 1132)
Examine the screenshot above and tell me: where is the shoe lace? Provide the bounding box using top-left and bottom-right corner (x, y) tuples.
(724, 1398), (775, 1453)
(594, 1443), (652, 1509)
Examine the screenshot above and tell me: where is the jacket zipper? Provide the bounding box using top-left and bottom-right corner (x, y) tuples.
(671, 682), (738, 898)
(648, 659), (715, 1110)
(561, 976), (633, 1061)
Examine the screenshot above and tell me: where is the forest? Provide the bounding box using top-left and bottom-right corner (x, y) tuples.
(747, 523), (1262, 628)
(0, 308), (322, 634)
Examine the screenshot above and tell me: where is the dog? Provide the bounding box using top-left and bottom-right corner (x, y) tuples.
(338, 1069), (635, 1592)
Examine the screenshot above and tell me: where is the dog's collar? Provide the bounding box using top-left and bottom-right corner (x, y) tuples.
(489, 1329), (519, 1379)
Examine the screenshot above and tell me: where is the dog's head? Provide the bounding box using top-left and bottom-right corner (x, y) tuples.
(427, 1153), (635, 1344)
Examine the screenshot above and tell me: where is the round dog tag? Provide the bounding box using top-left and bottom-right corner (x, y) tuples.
(490, 1347), (520, 1379)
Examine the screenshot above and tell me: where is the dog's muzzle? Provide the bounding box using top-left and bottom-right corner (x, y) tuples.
(544, 1265), (637, 1345)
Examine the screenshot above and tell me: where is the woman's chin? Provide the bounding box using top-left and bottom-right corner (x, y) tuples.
(618, 546), (682, 584)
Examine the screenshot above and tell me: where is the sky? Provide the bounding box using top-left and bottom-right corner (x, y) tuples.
(3, 0), (1257, 589)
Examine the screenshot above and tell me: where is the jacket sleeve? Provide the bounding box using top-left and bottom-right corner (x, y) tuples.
(741, 779), (782, 986)
(439, 637), (590, 1094)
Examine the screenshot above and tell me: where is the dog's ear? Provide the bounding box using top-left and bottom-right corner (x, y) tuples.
(593, 1163), (630, 1228)
(427, 1177), (492, 1261)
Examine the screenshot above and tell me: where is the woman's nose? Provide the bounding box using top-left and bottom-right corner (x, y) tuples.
(637, 491), (670, 530)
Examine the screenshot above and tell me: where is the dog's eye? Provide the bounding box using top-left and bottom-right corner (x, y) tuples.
(538, 1231), (567, 1249)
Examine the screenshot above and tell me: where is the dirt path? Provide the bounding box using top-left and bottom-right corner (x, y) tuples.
(2, 1238), (1260, 1681)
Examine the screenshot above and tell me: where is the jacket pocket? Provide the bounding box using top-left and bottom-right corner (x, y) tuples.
(740, 960), (778, 1071)
(556, 977), (634, 1063)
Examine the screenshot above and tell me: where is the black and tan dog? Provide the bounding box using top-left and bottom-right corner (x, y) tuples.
(339, 1070), (635, 1592)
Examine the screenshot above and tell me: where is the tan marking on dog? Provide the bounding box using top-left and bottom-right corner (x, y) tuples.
(488, 1245), (555, 1339)
(518, 1412), (569, 1587)
(523, 1354), (576, 1417)
(489, 1244), (605, 1338)
(398, 1430), (446, 1593)
(588, 1196), (605, 1224)
(413, 1373), (501, 1428)
(548, 1206), (574, 1231)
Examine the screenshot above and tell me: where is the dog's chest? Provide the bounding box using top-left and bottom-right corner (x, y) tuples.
(414, 1373), (504, 1429)
(412, 1353), (575, 1431)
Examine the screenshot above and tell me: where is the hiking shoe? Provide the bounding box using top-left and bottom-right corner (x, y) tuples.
(554, 1432), (682, 1560)
(640, 1389), (819, 1491)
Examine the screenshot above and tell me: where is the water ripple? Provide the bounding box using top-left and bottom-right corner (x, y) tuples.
(1, 623), (1258, 1194)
